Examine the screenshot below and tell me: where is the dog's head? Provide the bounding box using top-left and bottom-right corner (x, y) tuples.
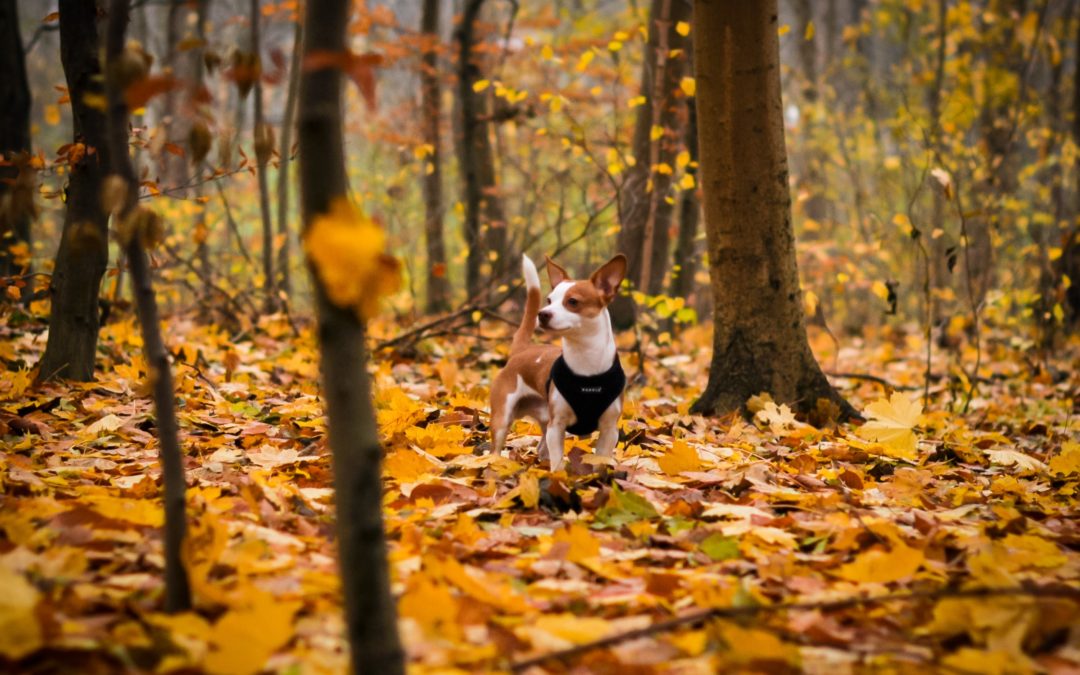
(537, 254), (627, 334)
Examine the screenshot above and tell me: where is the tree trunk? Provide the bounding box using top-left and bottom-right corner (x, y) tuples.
(670, 94), (701, 306)
(456, 0), (506, 298)
(251, 0), (276, 311)
(105, 0), (192, 613)
(690, 0), (854, 419)
(609, 0), (691, 329)
(421, 0), (451, 313)
(298, 1), (404, 672)
(191, 0), (211, 291)
(0, 0), (33, 278)
(37, 0), (111, 382)
(792, 0), (828, 226)
(276, 17), (301, 300)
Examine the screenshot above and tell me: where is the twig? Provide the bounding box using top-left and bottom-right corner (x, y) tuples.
(509, 584), (1080, 672)
(826, 371), (917, 391)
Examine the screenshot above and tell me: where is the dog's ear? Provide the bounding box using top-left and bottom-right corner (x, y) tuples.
(545, 255), (569, 287)
(590, 254), (627, 301)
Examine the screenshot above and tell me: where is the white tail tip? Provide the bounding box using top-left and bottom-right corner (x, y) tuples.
(522, 254), (540, 291)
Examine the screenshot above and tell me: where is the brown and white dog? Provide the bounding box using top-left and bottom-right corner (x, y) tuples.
(489, 253), (628, 470)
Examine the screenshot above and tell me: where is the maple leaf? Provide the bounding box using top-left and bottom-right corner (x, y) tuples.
(205, 592), (300, 675)
(858, 392), (923, 460)
(303, 197), (400, 319)
(1049, 441), (1080, 476)
(985, 448), (1047, 473)
(835, 543), (924, 583)
(754, 401), (799, 434)
(657, 439), (701, 476)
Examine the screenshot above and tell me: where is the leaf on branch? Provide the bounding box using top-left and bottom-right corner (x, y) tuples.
(303, 197), (400, 319)
(304, 50), (383, 110)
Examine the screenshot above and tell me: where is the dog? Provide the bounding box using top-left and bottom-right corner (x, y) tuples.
(489, 253), (628, 470)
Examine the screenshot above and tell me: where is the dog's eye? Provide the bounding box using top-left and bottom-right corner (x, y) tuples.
(545, 298), (551, 305)
(567, 298), (579, 307)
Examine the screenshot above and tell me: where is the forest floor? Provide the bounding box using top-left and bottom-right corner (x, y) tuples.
(1, 308), (1079, 674)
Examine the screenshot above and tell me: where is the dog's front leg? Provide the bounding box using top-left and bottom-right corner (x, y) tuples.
(595, 398), (621, 458)
(544, 423), (567, 471)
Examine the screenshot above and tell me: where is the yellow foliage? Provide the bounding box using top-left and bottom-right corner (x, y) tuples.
(859, 392), (923, 460)
(303, 197), (400, 320)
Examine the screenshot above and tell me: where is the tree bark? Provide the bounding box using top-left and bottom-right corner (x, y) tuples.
(0, 0), (33, 278)
(37, 0), (111, 382)
(421, 0), (450, 313)
(105, 0), (192, 613)
(456, 0), (506, 298)
(276, 17), (302, 300)
(251, 0), (276, 311)
(609, 0), (691, 329)
(690, 0), (854, 419)
(299, 1), (404, 672)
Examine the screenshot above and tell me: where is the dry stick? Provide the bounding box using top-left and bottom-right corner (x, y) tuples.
(375, 201), (614, 352)
(213, 178), (254, 266)
(509, 585), (1080, 672)
(275, 17), (302, 300)
(250, 0), (275, 312)
(104, 0), (191, 613)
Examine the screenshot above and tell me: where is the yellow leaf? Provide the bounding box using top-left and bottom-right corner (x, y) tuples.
(628, 95), (646, 108)
(678, 173), (695, 190)
(399, 573), (459, 636)
(472, 79), (490, 92)
(650, 125), (664, 141)
(303, 197), (400, 319)
(675, 21), (690, 37)
(778, 24), (791, 36)
(519, 472), (540, 508)
(383, 449), (437, 484)
(1049, 441), (1080, 476)
(804, 20), (815, 40)
(541, 44), (554, 60)
(532, 614), (612, 644)
(717, 622), (800, 666)
(679, 76), (695, 97)
(0, 565), (43, 660)
(436, 557), (530, 613)
(835, 543), (923, 583)
(205, 593), (300, 675)
(675, 150), (690, 169)
(657, 439), (700, 476)
(872, 280), (890, 301)
(45, 104), (61, 126)
(607, 40), (623, 52)
(575, 50), (594, 71)
(551, 522), (600, 563)
(82, 495), (163, 526)
(859, 392), (923, 460)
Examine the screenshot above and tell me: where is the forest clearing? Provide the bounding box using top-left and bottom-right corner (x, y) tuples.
(1, 0), (1079, 673)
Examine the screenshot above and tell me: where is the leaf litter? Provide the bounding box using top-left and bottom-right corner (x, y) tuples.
(0, 314), (1078, 673)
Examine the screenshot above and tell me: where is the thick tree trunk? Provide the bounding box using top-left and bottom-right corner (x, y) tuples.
(251, 0), (276, 311)
(609, 0), (691, 329)
(421, 0), (450, 313)
(276, 18), (301, 300)
(456, 0), (506, 298)
(299, 1), (404, 672)
(105, 0), (192, 613)
(690, 0), (854, 419)
(0, 0), (33, 277)
(37, 0), (111, 382)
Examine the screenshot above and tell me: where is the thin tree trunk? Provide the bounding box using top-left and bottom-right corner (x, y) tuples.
(457, 0), (506, 298)
(793, 0), (828, 225)
(276, 17), (301, 300)
(251, 0), (276, 311)
(191, 0), (211, 292)
(670, 94), (701, 305)
(299, 0), (404, 671)
(0, 0), (33, 278)
(37, 0), (110, 382)
(609, 0), (691, 329)
(104, 0), (192, 613)
(421, 0), (450, 313)
(161, 0), (186, 191)
(690, 0), (854, 420)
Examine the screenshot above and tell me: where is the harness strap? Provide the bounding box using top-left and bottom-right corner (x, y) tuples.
(546, 354), (626, 436)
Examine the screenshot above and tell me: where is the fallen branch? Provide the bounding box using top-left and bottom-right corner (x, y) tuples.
(826, 371), (917, 391)
(509, 584), (1080, 672)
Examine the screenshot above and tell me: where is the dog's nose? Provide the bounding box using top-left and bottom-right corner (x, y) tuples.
(538, 310), (552, 327)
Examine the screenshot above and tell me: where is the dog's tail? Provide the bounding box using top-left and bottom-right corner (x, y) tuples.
(512, 254), (542, 354)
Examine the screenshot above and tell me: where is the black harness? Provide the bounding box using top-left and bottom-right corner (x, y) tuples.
(547, 355), (626, 436)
